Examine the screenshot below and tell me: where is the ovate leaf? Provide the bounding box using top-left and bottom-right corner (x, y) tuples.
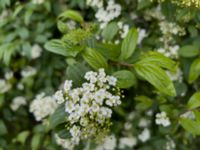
(113, 70), (136, 88)
(58, 10), (84, 23)
(82, 48), (108, 70)
(178, 45), (199, 57)
(179, 117), (200, 135)
(140, 51), (177, 72)
(44, 39), (80, 57)
(188, 58), (200, 83)
(187, 92), (200, 109)
(66, 62), (89, 87)
(120, 28), (138, 60)
(49, 104), (67, 129)
(0, 120), (7, 136)
(102, 22), (119, 41)
(134, 62), (176, 96)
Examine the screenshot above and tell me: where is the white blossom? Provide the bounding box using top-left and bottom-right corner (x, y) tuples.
(138, 28), (147, 44)
(53, 68), (121, 145)
(32, 0), (44, 4)
(155, 112), (171, 127)
(21, 66), (37, 78)
(55, 134), (74, 150)
(30, 93), (58, 121)
(95, 135), (117, 150)
(0, 79), (11, 94)
(10, 96), (26, 111)
(119, 137), (137, 149)
(31, 44), (42, 59)
(94, 0), (121, 29)
(138, 128), (150, 142)
(5, 71), (13, 80)
(138, 118), (150, 128)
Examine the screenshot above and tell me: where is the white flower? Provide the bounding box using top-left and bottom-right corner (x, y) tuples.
(84, 71), (98, 83)
(119, 137), (137, 149)
(21, 66), (37, 78)
(66, 20), (76, 30)
(54, 90), (65, 104)
(55, 134), (74, 150)
(96, 135), (116, 150)
(0, 79), (11, 94)
(138, 118), (150, 128)
(138, 128), (150, 142)
(180, 111), (195, 119)
(138, 28), (147, 44)
(31, 44), (42, 59)
(64, 80), (73, 91)
(166, 68), (183, 82)
(5, 71), (13, 80)
(94, 0), (121, 29)
(10, 96), (26, 111)
(53, 68), (121, 145)
(32, 0), (44, 4)
(107, 76), (117, 86)
(86, 0), (103, 8)
(164, 136), (176, 150)
(17, 83), (24, 90)
(30, 93), (58, 121)
(155, 112), (171, 127)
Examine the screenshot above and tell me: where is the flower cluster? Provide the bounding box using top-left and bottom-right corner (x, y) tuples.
(155, 111), (171, 127)
(21, 66), (37, 78)
(117, 22), (129, 39)
(31, 44), (42, 59)
(157, 45), (180, 58)
(10, 96), (27, 111)
(55, 134), (74, 150)
(0, 71), (13, 94)
(87, 0), (121, 29)
(54, 68), (121, 144)
(30, 93), (58, 121)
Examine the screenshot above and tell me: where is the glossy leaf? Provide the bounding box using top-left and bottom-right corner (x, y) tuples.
(120, 28), (138, 60)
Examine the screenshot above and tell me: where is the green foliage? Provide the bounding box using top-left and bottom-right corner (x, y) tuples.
(178, 45), (199, 57)
(188, 58), (200, 83)
(134, 60), (176, 96)
(113, 70), (137, 88)
(82, 48), (108, 70)
(120, 28), (138, 60)
(187, 92), (200, 109)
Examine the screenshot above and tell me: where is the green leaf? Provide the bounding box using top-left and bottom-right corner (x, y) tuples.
(66, 62), (89, 87)
(135, 95), (153, 110)
(193, 110), (200, 123)
(187, 92), (200, 109)
(44, 39), (80, 57)
(179, 117), (200, 135)
(95, 43), (121, 60)
(178, 45), (199, 57)
(0, 120), (7, 136)
(134, 62), (176, 96)
(102, 22), (119, 41)
(55, 125), (71, 139)
(58, 10), (84, 23)
(188, 58), (200, 83)
(31, 134), (41, 150)
(49, 104), (67, 129)
(82, 48), (108, 70)
(57, 20), (69, 33)
(120, 28), (138, 60)
(140, 51), (177, 72)
(113, 70), (137, 88)
(13, 131), (30, 145)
